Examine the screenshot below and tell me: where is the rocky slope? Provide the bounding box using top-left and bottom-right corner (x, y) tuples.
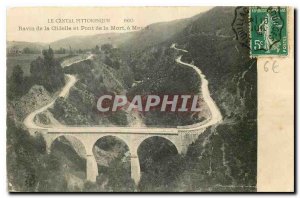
(9, 85), (52, 120)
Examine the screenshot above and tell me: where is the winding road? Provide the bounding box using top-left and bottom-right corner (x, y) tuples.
(171, 44), (223, 130)
(23, 54), (93, 131)
(24, 45), (222, 134)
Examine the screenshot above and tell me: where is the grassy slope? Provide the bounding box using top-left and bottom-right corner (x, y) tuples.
(7, 54), (70, 78)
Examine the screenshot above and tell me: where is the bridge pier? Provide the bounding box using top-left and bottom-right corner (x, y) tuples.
(130, 155), (141, 185)
(43, 134), (59, 154)
(86, 154), (98, 182)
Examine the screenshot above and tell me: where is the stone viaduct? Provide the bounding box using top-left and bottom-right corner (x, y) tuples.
(31, 126), (204, 185)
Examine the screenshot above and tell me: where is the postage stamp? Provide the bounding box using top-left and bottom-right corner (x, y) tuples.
(250, 7), (288, 56)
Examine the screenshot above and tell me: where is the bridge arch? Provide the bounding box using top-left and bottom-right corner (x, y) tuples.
(91, 135), (131, 183)
(137, 135), (180, 154)
(92, 135), (130, 153)
(48, 134), (87, 157)
(136, 136), (180, 188)
(47, 135), (88, 179)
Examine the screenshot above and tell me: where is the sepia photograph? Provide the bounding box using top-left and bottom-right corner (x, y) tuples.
(5, 5), (294, 193)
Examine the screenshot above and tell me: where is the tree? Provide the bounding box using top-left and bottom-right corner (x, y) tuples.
(7, 65), (26, 99)
(11, 65), (23, 84)
(101, 43), (113, 52)
(30, 47), (65, 92)
(22, 47), (32, 54)
(95, 45), (100, 54)
(7, 118), (67, 192)
(55, 48), (66, 54)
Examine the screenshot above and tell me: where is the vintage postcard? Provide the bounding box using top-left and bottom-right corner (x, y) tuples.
(6, 7), (294, 192)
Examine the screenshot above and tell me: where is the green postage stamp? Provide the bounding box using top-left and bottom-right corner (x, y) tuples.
(250, 7), (288, 56)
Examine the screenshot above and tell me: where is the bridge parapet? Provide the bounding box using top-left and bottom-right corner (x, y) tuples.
(28, 128), (49, 135)
(46, 126), (178, 134)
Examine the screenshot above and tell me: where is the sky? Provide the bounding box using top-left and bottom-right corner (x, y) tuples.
(7, 7), (212, 43)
